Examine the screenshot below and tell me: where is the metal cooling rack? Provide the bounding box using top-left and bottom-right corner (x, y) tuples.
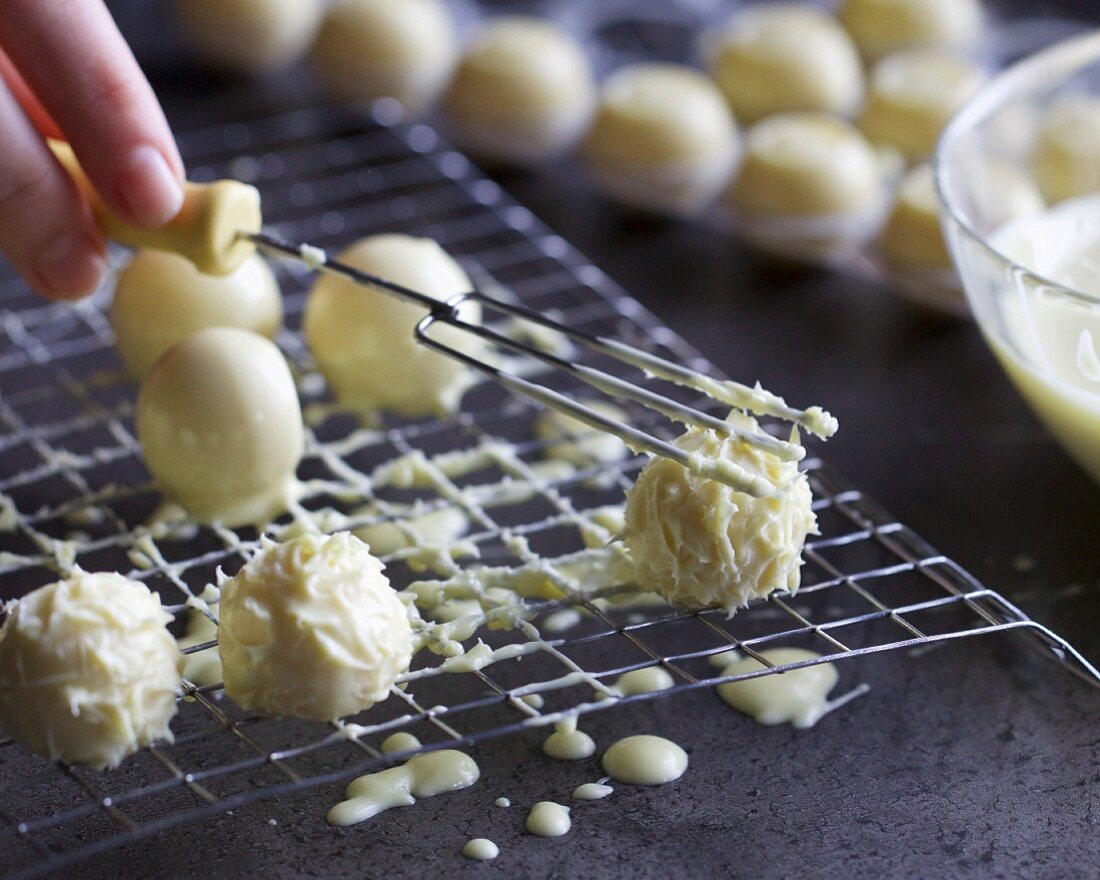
(0, 101), (1097, 880)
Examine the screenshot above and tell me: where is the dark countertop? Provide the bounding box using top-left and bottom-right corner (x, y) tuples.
(21, 2), (1100, 877)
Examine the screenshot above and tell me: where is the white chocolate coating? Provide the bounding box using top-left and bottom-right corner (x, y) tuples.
(526, 801), (571, 837)
(446, 17), (596, 165)
(310, 0), (457, 112)
(354, 506), (469, 557)
(609, 666), (674, 697)
(859, 49), (984, 162)
(838, 0), (982, 60)
(111, 250), (282, 377)
(0, 571), (182, 770)
(175, 0), (324, 73)
(535, 401), (627, 466)
(218, 533), (412, 722)
(730, 112), (882, 219)
(708, 4), (864, 122)
(624, 410), (816, 612)
(304, 234), (481, 417)
(572, 782), (613, 800)
(716, 648), (839, 728)
(1031, 96), (1100, 205)
(880, 163), (952, 271)
(601, 735), (688, 785)
(583, 63), (739, 217)
(137, 327), (303, 526)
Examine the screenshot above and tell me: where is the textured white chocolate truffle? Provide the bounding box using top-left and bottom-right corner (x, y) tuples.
(624, 411), (816, 611)
(446, 17), (596, 165)
(707, 4), (864, 122)
(111, 250), (282, 378)
(217, 533), (413, 721)
(0, 571), (182, 770)
(310, 0), (457, 112)
(304, 234), (480, 417)
(582, 63), (739, 217)
(858, 49), (984, 161)
(838, 0), (982, 60)
(731, 113), (882, 218)
(137, 327), (303, 526)
(175, 0), (324, 74)
(880, 164), (952, 271)
(1030, 96), (1100, 205)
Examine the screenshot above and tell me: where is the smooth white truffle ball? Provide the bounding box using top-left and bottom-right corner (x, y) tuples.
(731, 112), (882, 219)
(838, 0), (982, 60)
(1030, 96), (1100, 205)
(446, 17), (596, 165)
(0, 572), (182, 769)
(137, 327), (303, 526)
(310, 0), (457, 112)
(880, 164), (952, 271)
(623, 411), (816, 611)
(858, 49), (984, 162)
(582, 63), (739, 217)
(217, 533), (413, 721)
(304, 234), (481, 417)
(111, 250), (282, 378)
(707, 4), (864, 122)
(175, 0), (324, 74)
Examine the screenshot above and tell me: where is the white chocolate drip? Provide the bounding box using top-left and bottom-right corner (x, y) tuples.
(715, 648), (840, 728)
(462, 838), (499, 860)
(526, 801), (572, 837)
(542, 715), (596, 761)
(326, 748), (480, 826)
(601, 735), (688, 785)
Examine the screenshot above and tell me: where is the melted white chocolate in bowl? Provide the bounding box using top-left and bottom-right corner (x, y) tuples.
(987, 193), (1100, 483)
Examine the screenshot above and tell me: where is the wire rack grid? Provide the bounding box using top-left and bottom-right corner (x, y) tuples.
(0, 101), (1096, 879)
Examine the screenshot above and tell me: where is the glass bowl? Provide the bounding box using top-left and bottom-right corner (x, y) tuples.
(936, 30), (1100, 485)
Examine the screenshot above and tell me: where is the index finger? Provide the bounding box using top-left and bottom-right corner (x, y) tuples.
(0, 0), (185, 229)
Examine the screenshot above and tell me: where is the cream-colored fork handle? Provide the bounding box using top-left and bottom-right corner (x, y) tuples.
(48, 139), (262, 276)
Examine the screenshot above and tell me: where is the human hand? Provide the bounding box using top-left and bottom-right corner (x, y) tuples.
(0, 0), (183, 300)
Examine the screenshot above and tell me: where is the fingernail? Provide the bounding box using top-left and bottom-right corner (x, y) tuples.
(36, 234), (108, 299)
(117, 145), (184, 227)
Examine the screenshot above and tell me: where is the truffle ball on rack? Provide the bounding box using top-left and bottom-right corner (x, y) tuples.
(303, 233), (482, 418)
(581, 63), (740, 218)
(880, 163), (954, 272)
(309, 0), (457, 112)
(174, 0), (324, 74)
(111, 249), (282, 378)
(0, 571), (183, 770)
(445, 16), (596, 166)
(623, 410), (816, 612)
(1030, 96), (1100, 205)
(706, 4), (864, 123)
(217, 533), (413, 722)
(837, 0), (983, 61)
(136, 327), (303, 527)
(728, 112), (884, 255)
(858, 49), (984, 162)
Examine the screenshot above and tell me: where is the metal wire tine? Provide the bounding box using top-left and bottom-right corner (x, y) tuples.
(416, 310), (787, 498)
(436, 292), (804, 463)
(422, 289), (837, 440)
(248, 232), (804, 463)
